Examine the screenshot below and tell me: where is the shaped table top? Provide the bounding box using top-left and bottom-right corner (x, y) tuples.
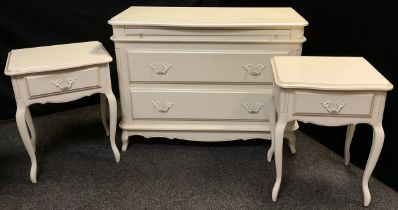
(5, 41), (112, 76)
(271, 56), (393, 91)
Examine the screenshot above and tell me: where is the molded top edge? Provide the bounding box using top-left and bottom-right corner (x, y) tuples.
(271, 56), (394, 91)
(5, 41), (112, 76)
(108, 6), (308, 27)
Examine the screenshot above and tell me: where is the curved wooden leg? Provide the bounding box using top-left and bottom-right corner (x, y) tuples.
(25, 107), (36, 152)
(105, 93), (120, 163)
(100, 94), (110, 136)
(121, 131), (129, 152)
(16, 105), (38, 183)
(362, 123), (384, 206)
(267, 97), (276, 162)
(272, 118), (287, 201)
(286, 132), (297, 155)
(344, 124), (356, 165)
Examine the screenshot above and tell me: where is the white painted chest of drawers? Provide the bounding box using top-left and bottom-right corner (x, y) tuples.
(109, 7), (308, 151)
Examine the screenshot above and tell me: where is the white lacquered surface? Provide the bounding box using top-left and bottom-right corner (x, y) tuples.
(108, 6), (308, 27)
(5, 41), (112, 76)
(268, 56), (393, 206)
(5, 41), (120, 183)
(110, 7), (305, 152)
(272, 56), (393, 91)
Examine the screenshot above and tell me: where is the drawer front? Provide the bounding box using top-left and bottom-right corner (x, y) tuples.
(125, 28), (292, 36)
(293, 91), (374, 116)
(25, 66), (101, 98)
(130, 89), (270, 120)
(124, 28), (294, 40)
(127, 50), (289, 83)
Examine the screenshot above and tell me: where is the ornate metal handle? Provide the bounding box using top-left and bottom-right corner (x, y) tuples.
(51, 78), (76, 90)
(320, 100), (347, 114)
(152, 101), (174, 113)
(148, 63), (173, 75)
(242, 103), (264, 113)
(242, 64), (267, 76)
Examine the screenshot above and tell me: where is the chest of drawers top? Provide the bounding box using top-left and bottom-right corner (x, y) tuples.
(109, 7), (308, 42)
(109, 6), (308, 28)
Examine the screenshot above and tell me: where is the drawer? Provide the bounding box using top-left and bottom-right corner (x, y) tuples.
(124, 28), (293, 40)
(125, 28), (292, 36)
(293, 91), (374, 116)
(25, 66), (101, 98)
(130, 89), (271, 120)
(127, 50), (289, 83)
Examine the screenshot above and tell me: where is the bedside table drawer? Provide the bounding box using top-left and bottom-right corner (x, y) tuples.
(293, 91), (374, 116)
(130, 89), (270, 120)
(25, 66), (101, 98)
(127, 50), (289, 83)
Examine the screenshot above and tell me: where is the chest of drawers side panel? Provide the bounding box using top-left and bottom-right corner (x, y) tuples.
(114, 46), (133, 124)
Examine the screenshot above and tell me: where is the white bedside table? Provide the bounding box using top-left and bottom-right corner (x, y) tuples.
(4, 41), (120, 183)
(267, 56), (393, 206)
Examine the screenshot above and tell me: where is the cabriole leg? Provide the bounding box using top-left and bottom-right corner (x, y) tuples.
(344, 124), (356, 165)
(100, 94), (110, 136)
(25, 107), (36, 152)
(362, 123), (384, 206)
(16, 105), (38, 183)
(272, 118), (287, 201)
(286, 132), (297, 155)
(267, 98), (276, 162)
(105, 93), (120, 163)
(121, 131), (129, 152)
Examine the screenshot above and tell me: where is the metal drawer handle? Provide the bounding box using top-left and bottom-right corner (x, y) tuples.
(152, 101), (174, 113)
(242, 64), (267, 76)
(243, 103), (264, 113)
(148, 63), (173, 75)
(321, 100), (347, 114)
(51, 78), (76, 90)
